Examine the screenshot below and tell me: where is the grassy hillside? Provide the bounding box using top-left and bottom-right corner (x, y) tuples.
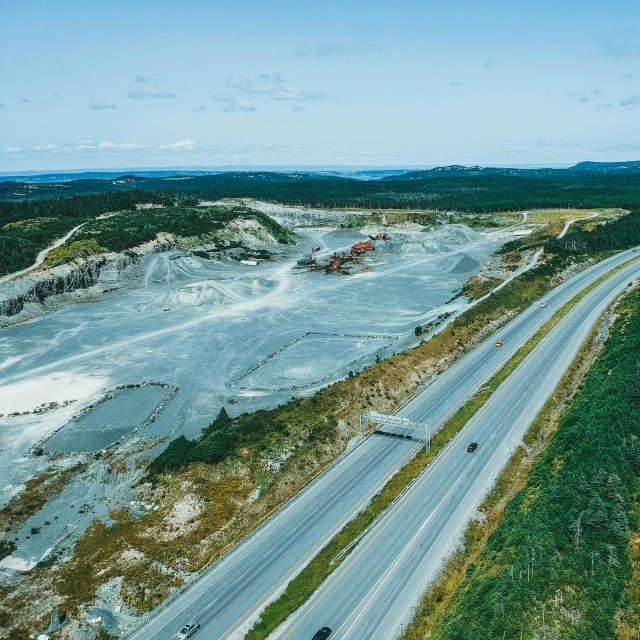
(0, 191), (173, 276)
(431, 288), (640, 640)
(0, 196), (296, 277)
(70, 204), (296, 254)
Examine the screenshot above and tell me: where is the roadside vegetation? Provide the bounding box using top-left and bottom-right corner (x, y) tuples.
(459, 274), (505, 300)
(2, 206), (638, 638)
(422, 287), (640, 640)
(245, 257), (634, 639)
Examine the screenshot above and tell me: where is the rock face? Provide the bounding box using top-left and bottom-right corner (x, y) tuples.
(0, 252), (135, 318)
(0, 234), (175, 323)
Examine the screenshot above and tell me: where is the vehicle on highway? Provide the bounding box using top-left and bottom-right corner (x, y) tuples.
(539, 301), (547, 308)
(175, 620), (200, 639)
(467, 442), (478, 452)
(495, 340), (503, 347)
(312, 627), (333, 640)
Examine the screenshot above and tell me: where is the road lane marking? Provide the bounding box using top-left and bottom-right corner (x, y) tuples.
(138, 257), (640, 640)
(280, 267), (640, 640)
(212, 444), (423, 640)
(230, 590), (248, 607)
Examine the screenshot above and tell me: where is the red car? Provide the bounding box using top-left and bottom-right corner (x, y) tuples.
(496, 340), (503, 348)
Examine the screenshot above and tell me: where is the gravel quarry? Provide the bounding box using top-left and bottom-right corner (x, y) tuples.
(0, 214), (518, 575)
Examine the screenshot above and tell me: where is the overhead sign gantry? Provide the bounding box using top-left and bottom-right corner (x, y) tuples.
(360, 410), (431, 452)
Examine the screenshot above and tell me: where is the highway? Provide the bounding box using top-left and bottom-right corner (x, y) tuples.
(129, 247), (640, 640)
(274, 256), (640, 640)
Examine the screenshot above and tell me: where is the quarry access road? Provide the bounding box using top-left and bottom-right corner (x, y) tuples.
(0, 222), (87, 284)
(274, 256), (640, 640)
(130, 247), (640, 640)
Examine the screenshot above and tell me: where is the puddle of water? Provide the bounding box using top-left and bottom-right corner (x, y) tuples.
(44, 385), (168, 453)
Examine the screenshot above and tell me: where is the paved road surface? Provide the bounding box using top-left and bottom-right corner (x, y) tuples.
(130, 247), (640, 640)
(275, 257), (640, 640)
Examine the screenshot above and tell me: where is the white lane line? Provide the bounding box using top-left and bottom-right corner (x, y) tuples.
(369, 555), (379, 566)
(136, 257), (640, 640)
(264, 563), (276, 574)
(347, 582), (357, 593)
(263, 547), (274, 558)
(230, 589), (248, 607)
(234, 571), (247, 583)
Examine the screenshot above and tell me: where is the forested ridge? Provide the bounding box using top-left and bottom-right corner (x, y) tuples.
(3, 171), (640, 213)
(0, 192), (292, 276)
(546, 209), (640, 254)
(432, 288), (640, 640)
(0, 191), (175, 276)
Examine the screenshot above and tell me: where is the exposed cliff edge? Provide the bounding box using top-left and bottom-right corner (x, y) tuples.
(0, 234), (174, 326)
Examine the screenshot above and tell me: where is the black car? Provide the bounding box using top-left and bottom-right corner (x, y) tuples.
(467, 442), (478, 453)
(312, 628), (332, 640)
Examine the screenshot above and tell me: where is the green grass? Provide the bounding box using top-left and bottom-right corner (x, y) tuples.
(243, 261), (626, 640)
(74, 205), (296, 254)
(431, 287), (640, 640)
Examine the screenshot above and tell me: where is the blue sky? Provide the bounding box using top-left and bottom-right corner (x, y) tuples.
(1, 0), (639, 171)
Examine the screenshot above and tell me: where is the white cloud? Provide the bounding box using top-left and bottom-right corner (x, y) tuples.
(134, 76), (154, 83)
(89, 100), (117, 110)
(0, 103), (6, 109)
(127, 88), (177, 99)
(158, 139), (196, 151)
(192, 105), (207, 112)
(571, 88), (601, 104)
(620, 94), (640, 107)
(226, 74), (323, 101)
(595, 141), (640, 152)
(449, 81), (461, 87)
(98, 141), (146, 150)
(33, 144), (58, 152)
(5, 147), (21, 153)
(211, 93), (256, 112)
(291, 106), (304, 112)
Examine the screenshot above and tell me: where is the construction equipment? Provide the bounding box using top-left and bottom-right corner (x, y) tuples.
(351, 241), (375, 255)
(295, 246), (321, 267)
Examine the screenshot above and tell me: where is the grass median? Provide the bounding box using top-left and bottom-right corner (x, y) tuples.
(245, 255), (639, 640)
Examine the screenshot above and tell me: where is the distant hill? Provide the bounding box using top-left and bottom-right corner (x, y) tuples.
(385, 161), (640, 181)
(2, 161), (640, 213)
(0, 171), (350, 201)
